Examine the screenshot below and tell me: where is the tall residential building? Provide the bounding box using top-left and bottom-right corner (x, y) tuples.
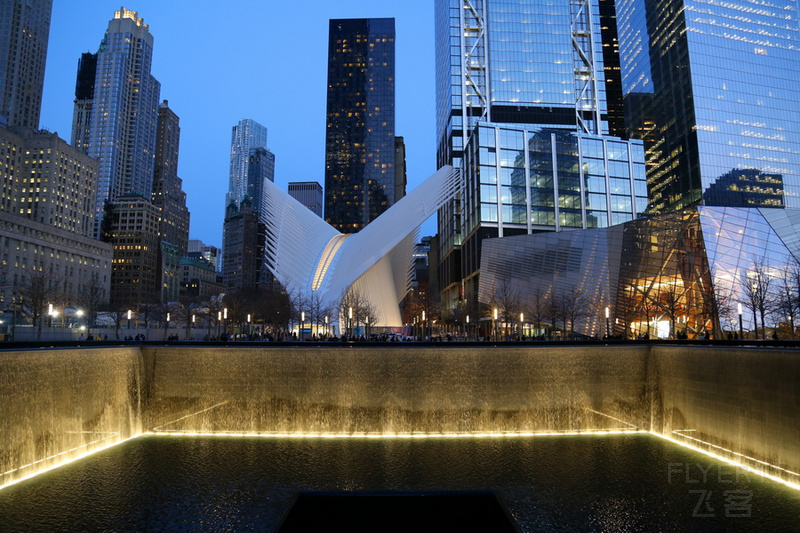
(222, 197), (265, 290)
(324, 18), (397, 233)
(288, 182), (323, 217)
(434, 0), (647, 311)
(70, 52), (96, 153)
(71, 7), (161, 238)
(616, 0), (800, 212)
(226, 118), (268, 208)
(246, 146), (275, 218)
(0, 0), (52, 129)
(394, 136), (407, 205)
(152, 100), (190, 257)
(103, 195), (162, 307)
(0, 126), (98, 237)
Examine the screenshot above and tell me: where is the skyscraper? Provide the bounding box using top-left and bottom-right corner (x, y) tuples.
(324, 18), (397, 233)
(246, 146), (276, 218)
(615, 0), (800, 212)
(288, 182), (323, 217)
(71, 7), (161, 238)
(152, 100), (190, 257)
(226, 118), (268, 208)
(434, 0), (647, 310)
(0, 0), (52, 129)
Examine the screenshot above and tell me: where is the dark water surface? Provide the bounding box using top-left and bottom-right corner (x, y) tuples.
(0, 434), (798, 532)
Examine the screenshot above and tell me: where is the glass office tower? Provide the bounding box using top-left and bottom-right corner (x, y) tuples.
(616, 0), (800, 212)
(435, 0), (645, 311)
(226, 118), (268, 208)
(324, 18), (396, 233)
(72, 8), (161, 239)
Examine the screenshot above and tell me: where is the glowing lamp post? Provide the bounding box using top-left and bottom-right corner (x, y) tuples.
(466, 315), (470, 341)
(493, 308), (498, 341)
(348, 307), (353, 339)
(422, 310), (426, 341)
(324, 315), (329, 338)
(605, 306), (610, 339)
(127, 309), (132, 330)
(300, 311), (305, 340)
(738, 303), (744, 340)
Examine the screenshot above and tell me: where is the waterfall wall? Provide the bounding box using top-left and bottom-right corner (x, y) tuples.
(0, 347), (142, 488)
(1, 344), (797, 489)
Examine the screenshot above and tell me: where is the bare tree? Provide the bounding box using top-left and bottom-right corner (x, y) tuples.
(524, 286), (547, 338)
(740, 256), (775, 339)
(77, 273), (107, 336)
(545, 292), (561, 339)
(772, 265), (798, 338)
(557, 286), (594, 337)
(655, 283), (683, 339)
(338, 287), (381, 338)
(18, 272), (58, 340)
(485, 278), (521, 339)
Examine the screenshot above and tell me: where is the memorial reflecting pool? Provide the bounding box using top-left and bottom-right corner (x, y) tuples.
(1, 434), (799, 532)
(1, 343), (798, 530)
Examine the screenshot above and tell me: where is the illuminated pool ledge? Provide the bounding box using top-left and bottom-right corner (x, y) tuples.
(653, 431), (800, 492)
(3, 429), (799, 494)
(0, 435), (134, 492)
(144, 428), (647, 439)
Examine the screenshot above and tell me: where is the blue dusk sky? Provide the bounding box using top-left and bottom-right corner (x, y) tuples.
(39, 1), (437, 247)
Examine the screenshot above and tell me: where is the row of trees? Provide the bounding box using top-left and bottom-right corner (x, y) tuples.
(4, 264), (385, 341)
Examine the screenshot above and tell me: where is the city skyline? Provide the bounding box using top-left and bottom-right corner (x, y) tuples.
(39, 1), (436, 247)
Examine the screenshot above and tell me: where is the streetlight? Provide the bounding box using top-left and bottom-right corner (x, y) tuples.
(493, 308), (498, 341)
(127, 309), (132, 330)
(217, 310), (222, 338)
(223, 308), (228, 339)
(738, 302), (744, 340)
(605, 306), (610, 339)
(300, 311), (305, 340)
(520, 312), (524, 340)
(348, 307), (353, 339)
(466, 314), (470, 340)
(422, 310), (426, 341)
(324, 315), (329, 338)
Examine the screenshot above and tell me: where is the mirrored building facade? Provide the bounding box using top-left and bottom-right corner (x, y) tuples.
(480, 207), (800, 339)
(324, 18), (397, 233)
(72, 8), (161, 240)
(435, 0), (645, 312)
(616, 0), (800, 212)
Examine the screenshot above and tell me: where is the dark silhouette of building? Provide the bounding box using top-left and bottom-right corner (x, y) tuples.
(324, 18), (397, 233)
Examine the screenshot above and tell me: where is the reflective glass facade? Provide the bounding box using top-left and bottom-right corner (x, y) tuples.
(227, 119), (268, 209)
(463, 124), (647, 236)
(324, 18), (396, 233)
(480, 207), (800, 339)
(73, 8), (161, 239)
(435, 0), (642, 310)
(616, 0), (800, 212)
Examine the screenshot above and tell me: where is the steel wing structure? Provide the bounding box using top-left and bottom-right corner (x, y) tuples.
(262, 166), (459, 326)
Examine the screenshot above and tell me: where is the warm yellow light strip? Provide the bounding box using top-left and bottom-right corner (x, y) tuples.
(671, 430), (800, 479)
(144, 429), (647, 439)
(0, 434), (132, 492)
(311, 234), (349, 290)
(654, 431), (800, 492)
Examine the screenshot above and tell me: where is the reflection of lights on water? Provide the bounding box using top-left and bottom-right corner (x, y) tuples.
(655, 431), (800, 491)
(0, 434), (130, 492)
